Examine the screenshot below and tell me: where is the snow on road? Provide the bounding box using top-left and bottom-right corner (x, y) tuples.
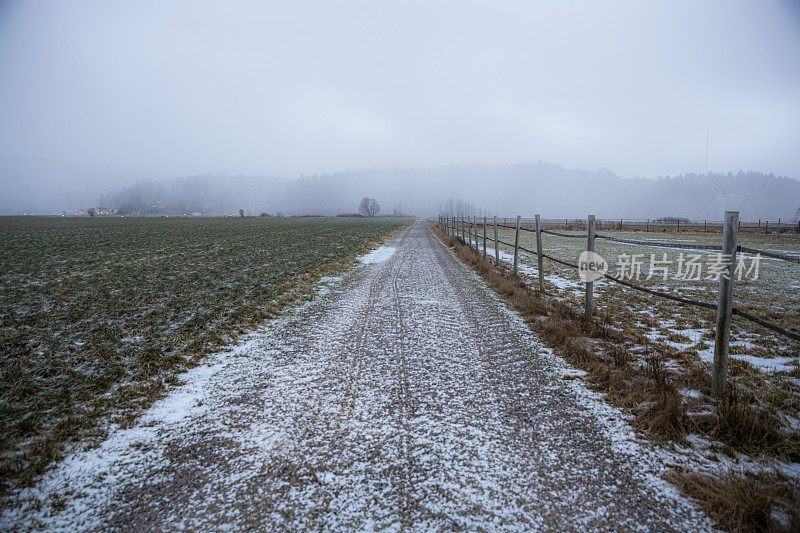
(2, 221), (713, 531)
(358, 245), (397, 264)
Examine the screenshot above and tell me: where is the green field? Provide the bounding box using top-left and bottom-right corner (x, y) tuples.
(0, 216), (406, 496)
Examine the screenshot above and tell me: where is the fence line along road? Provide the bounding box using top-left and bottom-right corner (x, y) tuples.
(534, 217), (800, 235)
(437, 210), (799, 397)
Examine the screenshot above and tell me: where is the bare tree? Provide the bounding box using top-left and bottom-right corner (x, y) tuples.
(239, 208), (244, 218)
(795, 205), (800, 223)
(359, 197), (380, 217)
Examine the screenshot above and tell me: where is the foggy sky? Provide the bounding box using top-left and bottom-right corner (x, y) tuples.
(1, 1), (800, 213)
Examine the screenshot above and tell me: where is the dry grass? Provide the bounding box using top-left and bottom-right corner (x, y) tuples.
(668, 470), (800, 532)
(714, 383), (800, 462)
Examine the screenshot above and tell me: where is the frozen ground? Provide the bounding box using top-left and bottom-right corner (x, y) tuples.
(2, 221), (714, 531)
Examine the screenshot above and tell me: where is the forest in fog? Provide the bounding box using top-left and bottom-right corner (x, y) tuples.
(95, 164), (800, 221)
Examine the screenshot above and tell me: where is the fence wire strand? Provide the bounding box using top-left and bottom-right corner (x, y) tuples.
(595, 234), (723, 252)
(736, 245), (800, 265)
(731, 308), (800, 341)
(541, 229), (586, 238)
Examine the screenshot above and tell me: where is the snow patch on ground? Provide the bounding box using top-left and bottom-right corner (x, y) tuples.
(730, 354), (797, 373)
(357, 245), (397, 264)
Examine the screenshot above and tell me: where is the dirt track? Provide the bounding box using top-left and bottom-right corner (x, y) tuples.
(5, 221), (713, 531)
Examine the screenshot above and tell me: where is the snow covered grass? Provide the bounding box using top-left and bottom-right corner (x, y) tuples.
(486, 225), (799, 419)
(0, 215), (407, 501)
(491, 225), (799, 349)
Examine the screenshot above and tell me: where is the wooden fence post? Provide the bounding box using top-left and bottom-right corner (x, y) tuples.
(513, 215), (521, 275)
(474, 215), (479, 251)
(470, 215), (475, 251)
(493, 216), (499, 266)
(712, 211), (740, 397)
(585, 214), (596, 322)
(535, 214), (544, 293)
(483, 216), (487, 259)
(469, 215), (474, 246)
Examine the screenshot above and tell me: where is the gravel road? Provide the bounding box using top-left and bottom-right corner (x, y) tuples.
(5, 220), (713, 531)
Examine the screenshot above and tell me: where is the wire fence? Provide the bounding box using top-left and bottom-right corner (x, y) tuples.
(438, 212), (800, 394)
(490, 216), (800, 234)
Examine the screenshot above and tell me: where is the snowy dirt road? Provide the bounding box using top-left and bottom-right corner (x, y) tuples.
(5, 221), (713, 531)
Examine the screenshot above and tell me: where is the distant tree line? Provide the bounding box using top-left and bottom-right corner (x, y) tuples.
(98, 168), (799, 220)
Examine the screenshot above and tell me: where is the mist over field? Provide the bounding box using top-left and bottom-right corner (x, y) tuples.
(89, 167), (800, 221)
(2, 1), (800, 218)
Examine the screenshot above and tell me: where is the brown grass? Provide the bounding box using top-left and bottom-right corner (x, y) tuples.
(714, 384), (800, 462)
(634, 390), (687, 441)
(668, 470), (800, 532)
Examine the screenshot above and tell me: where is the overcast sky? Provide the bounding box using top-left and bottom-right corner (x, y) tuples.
(1, 0), (799, 210)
